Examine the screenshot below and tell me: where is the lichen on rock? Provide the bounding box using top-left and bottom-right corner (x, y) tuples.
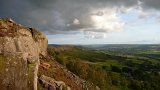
(0, 18), (48, 90)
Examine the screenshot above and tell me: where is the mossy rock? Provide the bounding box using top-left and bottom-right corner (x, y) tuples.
(0, 54), (7, 74)
(28, 63), (35, 90)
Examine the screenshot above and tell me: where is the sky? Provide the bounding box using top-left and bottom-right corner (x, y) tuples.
(0, 0), (160, 44)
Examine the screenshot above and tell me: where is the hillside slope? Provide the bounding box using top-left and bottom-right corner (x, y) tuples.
(38, 55), (98, 90)
(47, 45), (160, 90)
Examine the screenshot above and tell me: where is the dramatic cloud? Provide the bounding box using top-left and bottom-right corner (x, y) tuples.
(0, 0), (160, 37)
(90, 8), (124, 32)
(141, 0), (160, 10)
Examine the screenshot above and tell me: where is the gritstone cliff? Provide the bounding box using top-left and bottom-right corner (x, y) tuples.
(0, 18), (47, 90)
(0, 18), (99, 90)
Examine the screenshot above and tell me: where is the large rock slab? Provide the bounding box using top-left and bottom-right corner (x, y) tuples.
(0, 18), (48, 90)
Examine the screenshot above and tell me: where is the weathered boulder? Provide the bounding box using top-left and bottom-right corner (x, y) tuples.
(0, 18), (48, 90)
(39, 75), (71, 90)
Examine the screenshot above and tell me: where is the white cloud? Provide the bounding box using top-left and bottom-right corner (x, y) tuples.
(89, 8), (125, 32)
(73, 18), (80, 25)
(84, 31), (107, 39)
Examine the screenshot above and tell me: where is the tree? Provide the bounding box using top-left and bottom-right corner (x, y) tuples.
(111, 65), (121, 73)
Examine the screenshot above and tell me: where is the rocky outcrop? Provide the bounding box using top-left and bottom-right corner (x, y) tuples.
(39, 75), (71, 90)
(0, 18), (99, 90)
(0, 18), (48, 90)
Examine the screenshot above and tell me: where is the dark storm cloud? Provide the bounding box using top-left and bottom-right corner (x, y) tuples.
(27, 0), (138, 8)
(27, 0), (58, 8)
(141, 0), (160, 10)
(0, 0), (159, 34)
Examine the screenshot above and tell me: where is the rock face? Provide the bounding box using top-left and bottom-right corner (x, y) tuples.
(0, 18), (48, 90)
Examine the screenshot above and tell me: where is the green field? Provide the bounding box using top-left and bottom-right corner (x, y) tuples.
(48, 44), (160, 90)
